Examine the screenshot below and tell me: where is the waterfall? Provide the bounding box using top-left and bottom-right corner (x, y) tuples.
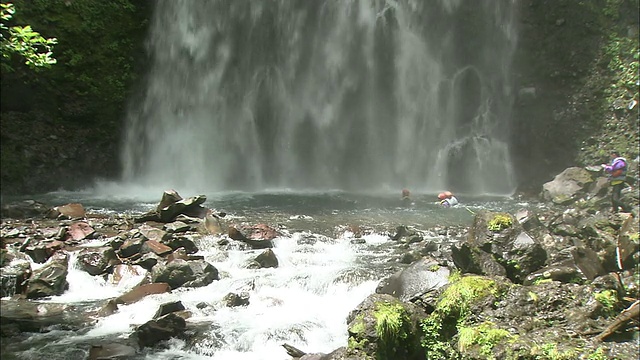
(121, 0), (519, 195)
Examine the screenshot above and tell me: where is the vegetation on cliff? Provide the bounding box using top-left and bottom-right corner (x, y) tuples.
(0, 0), (151, 194)
(1, 2), (57, 69)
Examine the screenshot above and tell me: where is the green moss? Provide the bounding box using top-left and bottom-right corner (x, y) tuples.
(349, 313), (366, 335)
(373, 301), (411, 358)
(428, 264), (441, 272)
(531, 343), (577, 360)
(436, 275), (502, 320)
(487, 213), (513, 232)
(458, 321), (517, 359)
(421, 275), (506, 358)
(348, 336), (369, 351)
(594, 289), (619, 316)
(587, 347), (608, 360)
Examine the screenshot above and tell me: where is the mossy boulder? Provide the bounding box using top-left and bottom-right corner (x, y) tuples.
(346, 293), (426, 360)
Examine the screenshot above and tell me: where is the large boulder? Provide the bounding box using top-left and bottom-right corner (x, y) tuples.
(345, 293), (426, 360)
(541, 167), (594, 204)
(135, 190), (208, 223)
(133, 312), (186, 348)
(1, 200), (50, 219)
(77, 247), (120, 276)
(26, 251), (69, 299)
(451, 210), (547, 284)
(151, 259), (219, 289)
(376, 257), (450, 302)
(0, 251), (32, 297)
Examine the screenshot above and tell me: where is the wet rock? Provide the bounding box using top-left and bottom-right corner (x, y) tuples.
(390, 225), (418, 241)
(151, 259), (219, 289)
(524, 264), (582, 285)
(376, 257), (450, 302)
(1, 200), (50, 219)
(77, 247), (119, 276)
(24, 243), (49, 263)
(140, 240), (173, 256)
(253, 248), (278, 268)
(154, 300), (186, 319)
(116, 283), (171, 305)
(346, 293), (426, 360)
(108, 264), (147, 287)
(0, 300), (93, 333)
(133, 252), (162, 270)
(26, 251), (69, 299)
(203, 209), (224, 235)
(88, 343), (136, 360)
(571, 246), (606, 280)
(228, 226), (274, 249)
(65, 221), (95, 242)
(118, 235), (146, 258)
(222, 292), (250, 307)
(163, 221), (191, 233)
(138, 224), (168, 243)
(162, 235), (199, 254)
(49, 203), (86, 220)
(452, 210), (547, 284)
(133, 312), (186, 348)
(541, 167), (594, 204)
(0, 251), (32, 297)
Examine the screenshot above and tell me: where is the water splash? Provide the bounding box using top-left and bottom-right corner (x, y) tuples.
(121, 0), (518, 196)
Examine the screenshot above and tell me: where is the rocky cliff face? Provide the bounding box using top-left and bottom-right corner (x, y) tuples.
(0, 0), (637, 196)
(512, 0), (639, 193)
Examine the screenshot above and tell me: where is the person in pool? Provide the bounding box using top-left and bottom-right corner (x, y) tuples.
(438, 191), (459, 208)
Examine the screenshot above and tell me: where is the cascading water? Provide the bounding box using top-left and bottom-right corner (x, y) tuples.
(122, 0), (519, 195)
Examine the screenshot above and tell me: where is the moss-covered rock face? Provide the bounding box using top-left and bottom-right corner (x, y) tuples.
(0, 1), (152, 194)
(420, 274), (511, 359)
(346, 293), (426, 360)
(487, 213), (513, 232)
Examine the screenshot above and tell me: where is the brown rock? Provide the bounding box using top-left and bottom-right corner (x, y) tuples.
(228, 226), (246, 241)
(66, 222), (95, 241)
(116, 283), (171, 305)
(141, 240), (173, 256)
(54, 203), (86, 219)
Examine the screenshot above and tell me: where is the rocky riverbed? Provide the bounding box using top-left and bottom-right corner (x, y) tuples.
(1, 167), (639, 360)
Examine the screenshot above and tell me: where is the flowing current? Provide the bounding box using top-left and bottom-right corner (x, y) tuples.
(122, 0), (519, 195)
(0, 192), (533, 360)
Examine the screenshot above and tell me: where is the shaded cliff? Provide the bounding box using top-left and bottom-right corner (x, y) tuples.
(0, 0), (152, 195)
(512, 0), (639, 193)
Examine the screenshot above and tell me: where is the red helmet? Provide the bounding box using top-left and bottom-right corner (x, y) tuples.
(437, 192), (446, 200)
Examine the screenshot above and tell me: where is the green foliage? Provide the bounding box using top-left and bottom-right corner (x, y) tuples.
(594, 289), (619, 316)
(531, 343), (576, 360)
(420, 316), (454, 360)
(437, 275), (502, 320)
(374, 301), (411, 359)
(0, 3), (57, 70)
(487, 213), (513, 232)
(458, 321), (516, 359)
(1, 0), (150, 126)
(587, 347), (608, 360)
(604, 34), (639, 105)
(421, 275), (506, 358)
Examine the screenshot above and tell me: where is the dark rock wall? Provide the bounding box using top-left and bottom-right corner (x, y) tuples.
(0, 0), (152, 195)
(512, 0), (639, 193)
